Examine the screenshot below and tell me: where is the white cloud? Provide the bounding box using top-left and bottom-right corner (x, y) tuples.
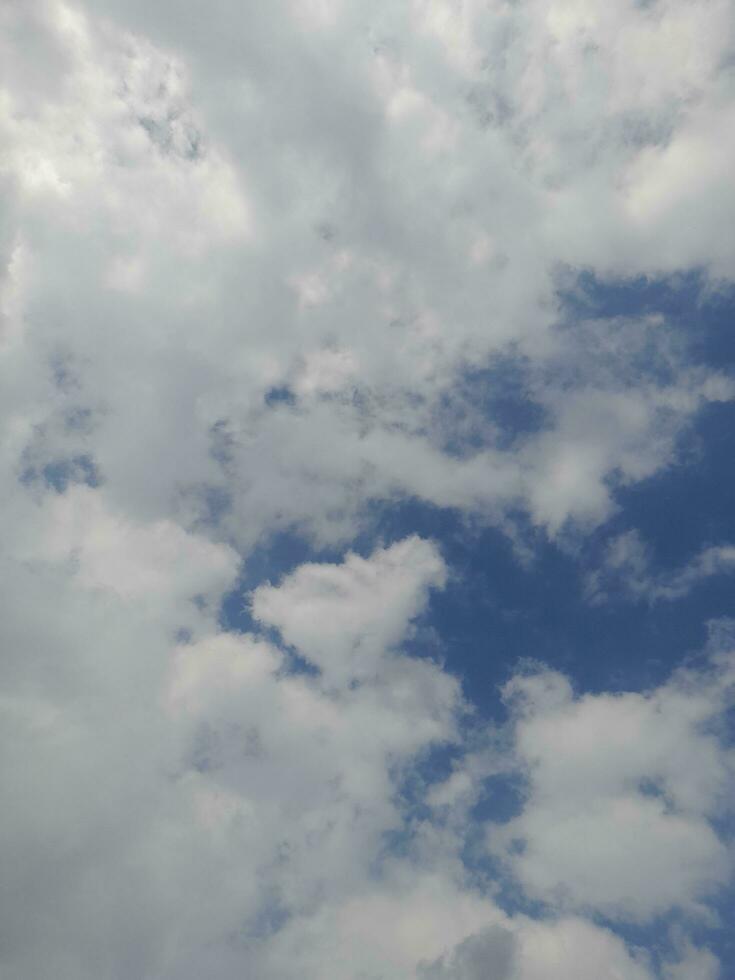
(1, 0), (734, 554)
(0, 533), (464, 979)
(1, 503), (732, 978)
(488, 652), (735, 921)
(28, 484), (239, 602)
(6, 503), (726, 978)
(251, 535), (446, 684)
(2, 1), (735, 977)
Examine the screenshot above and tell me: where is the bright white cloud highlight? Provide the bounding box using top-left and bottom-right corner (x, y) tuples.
(489, 653), (735, 921)
(251, 536), (446, 683)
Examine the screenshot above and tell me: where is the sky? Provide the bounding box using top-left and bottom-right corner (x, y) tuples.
(2, 1), (735, 978)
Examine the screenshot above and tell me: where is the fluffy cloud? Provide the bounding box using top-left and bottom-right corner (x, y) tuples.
(2, 1), (735, 977)
(7, 495), (730, 977)
(487, 651), (735, 921)
(251, 535), (446, 683)
(2, 499), (734, 977)
(2, 0), (734, 554)
(0, 532), (463, 979)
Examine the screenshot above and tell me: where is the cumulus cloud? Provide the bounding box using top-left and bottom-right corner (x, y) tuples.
(6, 492), (731, 977)
(251, 535), (446, 683)
(487, 652), (735, 921)
(2, 0), (735, 977)
(2, 0), (734, 553)
(0, 532), (464, 979)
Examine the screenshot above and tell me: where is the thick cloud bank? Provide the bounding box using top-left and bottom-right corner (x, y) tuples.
(2, 1), (735, 977)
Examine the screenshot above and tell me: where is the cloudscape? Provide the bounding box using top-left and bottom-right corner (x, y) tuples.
(2, 1), (735, 977)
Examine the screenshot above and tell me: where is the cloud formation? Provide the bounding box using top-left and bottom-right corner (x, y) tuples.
(489, 652), (735, 921)
(2, 0), (734, 551)
(2, 0), (735, 977)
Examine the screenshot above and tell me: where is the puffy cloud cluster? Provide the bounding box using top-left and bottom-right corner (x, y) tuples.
(0, 527), (460, 978)
(3, 503), (735, 978)
(490, 654), (735, 921)
(2, 0), (735, 977)
(2, 0), (735, 551)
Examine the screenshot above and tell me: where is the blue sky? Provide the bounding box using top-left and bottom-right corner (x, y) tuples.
(2, 3), (735, 979)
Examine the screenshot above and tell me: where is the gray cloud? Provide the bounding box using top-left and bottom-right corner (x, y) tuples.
(419, 926), (517, 980)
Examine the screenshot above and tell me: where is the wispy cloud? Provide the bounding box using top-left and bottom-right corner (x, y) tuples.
(587, 530), (735, 604)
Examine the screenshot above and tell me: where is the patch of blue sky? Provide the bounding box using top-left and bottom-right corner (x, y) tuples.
(220, 499), (731, 730)
(436, 355), (549, 457)
(562, 269), (735, 372)
(220, 277), (735, 707)
(21, 453), (101, 492)
(263, 385), (297, 408)
(606, 400), (735, 567)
